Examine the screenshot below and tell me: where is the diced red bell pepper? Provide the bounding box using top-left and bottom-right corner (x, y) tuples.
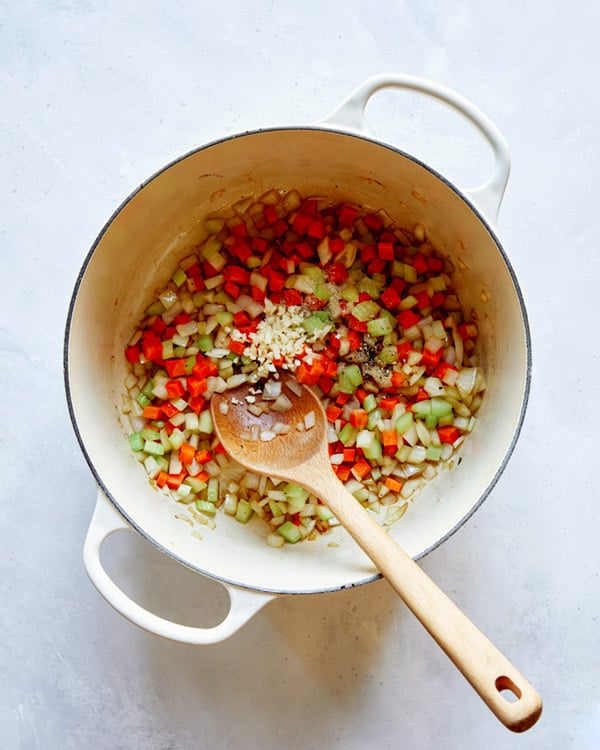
(284, 288), (303, 307)
(377, 242), (395, 261)
(229, 220), (248, 238)
(438, 425), (461, 444)
(325, 262), (348, 284)
(412, 253), (429, 274)
(165, 380), (186, 399)
(420, 347), (443, 369)
(228, 339), (246, 356)
(397, 309), (421, 330)
(223, 281), (241, 299)
(161, 402), (180, 419)
(307, 218), (326, 239)
(142, 333), (163, 362)
(363, 212), (383, 231)
(360, 245), (377, 264)
(337, 204), (358, 227)
(380, 286), (402, 310)
(192, 356), (218, 380)
(415, 290), (431, 310)
(125, 345), (140, 363)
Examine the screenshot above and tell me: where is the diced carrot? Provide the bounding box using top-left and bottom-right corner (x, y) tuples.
(179, 443), (196, 465)
(166, 472), (185, 490)
(187, 377), (208, 398)
(195, 449), (212, 464)
(164, 358), (189, 378)
(349, 410), (368, 428)
(156, 471), (169, 488)
(381, 430), (398, 449)
(343, 447), (356, 463)
(351, 459), (371, 480)
(384, 477), (404, 493)
(142, 405), (162, 420)
(326, 404), (343, 422)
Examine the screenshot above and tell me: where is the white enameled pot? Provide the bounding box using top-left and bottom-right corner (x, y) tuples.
(65, 74), (530, 644)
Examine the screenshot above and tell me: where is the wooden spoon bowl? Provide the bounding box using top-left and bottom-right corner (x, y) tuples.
(210, 374), (542, 732)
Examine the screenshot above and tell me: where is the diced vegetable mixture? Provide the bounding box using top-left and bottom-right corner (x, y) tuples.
(122, 189), (486, 546)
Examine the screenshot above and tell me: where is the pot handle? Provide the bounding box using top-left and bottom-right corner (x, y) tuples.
(320, 73), (511, 224)
(83, 490), (275, 644)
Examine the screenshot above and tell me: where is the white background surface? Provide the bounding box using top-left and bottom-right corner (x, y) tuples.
(2, 1), (599, 748)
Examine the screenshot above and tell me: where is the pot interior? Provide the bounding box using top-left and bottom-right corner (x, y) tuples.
(66, 128), (530, 594)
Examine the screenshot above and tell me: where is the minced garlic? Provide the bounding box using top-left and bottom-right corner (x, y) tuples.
(243, 299), (330, 378)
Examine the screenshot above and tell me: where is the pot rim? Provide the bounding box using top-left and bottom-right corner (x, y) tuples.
(64, 124), (532, 594)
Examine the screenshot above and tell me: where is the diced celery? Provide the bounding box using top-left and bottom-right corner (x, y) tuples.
(128, 432), (144, 452)
(196, 334), (213, 352)
(171, 267), (187, 288)
(426, 446), (443, 461)
(315, 504), (334, 521)
(356, 430), (382, 460)
(395, 411), (414, 434)
(206, 477), (219, 503)
(160, 340), (174, 360)
(143, 439), (165, 456)
(363, 393), (377, 413)
(379, 345), (399, 364)
(399, 294), (418, 310)
(141, 427), (161, 440)
(235, 499), (253, 524)
(145, 300), (166, 316)
(340, 285), (359, 303)
(185, 476), (208, 493)
(143, 455), (161, 478)
(338, 364), (363, 393)
(302, 311), (330, 334)
(197, 410), (213, 435)
(216, 310), (234, 326)
(367, 408), (381, 430)
(301, 265), (325, 281)
(223, 493), (238, 515)
(351, 300), (381, 322)
(412, 401), (432, 418)
(195, 499), (217, 515)
(268, 499), (284, 518)
(135, 392), (151, 408)
(204, 217), (225, 234)
(283, 483), (309, 502)
(339, 422), (358, 446)
(314, 281), (333, 301)
(367, 316), (394, 337)
(357, 276), (382, 299)
(201, 236), (222, 259)
(277, 521), (302, 543)
(168, 429), (186, 451)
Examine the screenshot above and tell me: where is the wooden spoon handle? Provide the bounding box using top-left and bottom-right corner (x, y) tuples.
(299, 462), (542, 732)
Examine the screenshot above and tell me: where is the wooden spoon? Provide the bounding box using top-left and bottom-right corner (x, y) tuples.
(210, 374), (542, 732)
